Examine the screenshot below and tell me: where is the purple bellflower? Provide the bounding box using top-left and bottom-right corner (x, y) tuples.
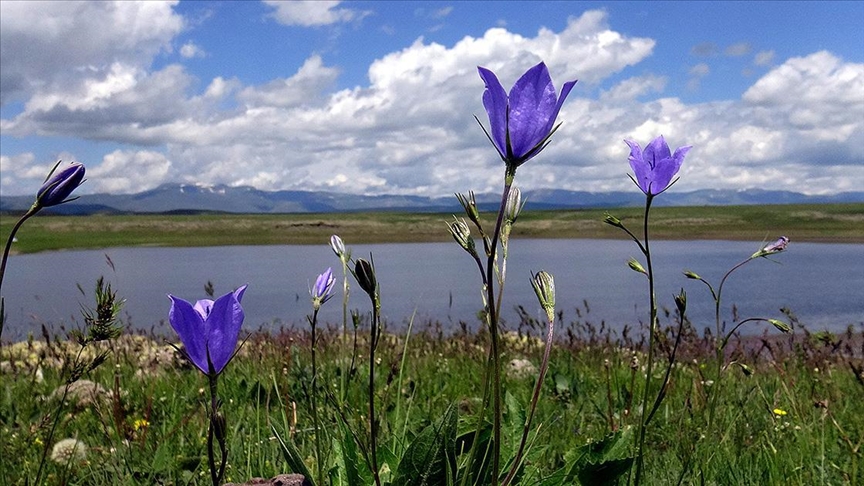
(168, 285), (247, 375)
(625, 136), (692, 196)
(36, 161), (85, 208)
(478, 62), (576, 168)
(311, 267), (335, 310)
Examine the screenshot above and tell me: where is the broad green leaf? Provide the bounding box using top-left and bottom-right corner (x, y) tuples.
(392, 402), (457, 485)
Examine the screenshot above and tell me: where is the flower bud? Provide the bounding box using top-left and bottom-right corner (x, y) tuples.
(530, 271), (556, 320)
(455, 192), (481, 225)
(768, 318), (791, 334)
(354, 258), (376, 298)
(448, 217), (476, 256)
(35, 161), (85, 208)
(628, 257), (647, 276)
(751, 236), (789, 259)
(311, 267), (335, 310)
(603, 213), (623, 229)
(330, 235), (346, 258)
(683, 270), (701, 280)
(504, 187), (524, 224)
(674, 289), (687, 315)
(213, 412), (227, 443)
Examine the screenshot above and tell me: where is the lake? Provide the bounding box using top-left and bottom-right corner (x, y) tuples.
(2, 239), (862, 342)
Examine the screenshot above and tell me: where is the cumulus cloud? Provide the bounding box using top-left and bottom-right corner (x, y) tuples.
(1, 10), (862, 198)
(263, 0), (367, 27)
(0, 1), (183, 105)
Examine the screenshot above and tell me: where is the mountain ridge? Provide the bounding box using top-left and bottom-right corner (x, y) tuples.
(1, 183), (862, 215)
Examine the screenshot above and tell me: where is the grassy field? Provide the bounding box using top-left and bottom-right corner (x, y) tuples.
(3, 203), (863, 254)
(1, 320), (861, 485)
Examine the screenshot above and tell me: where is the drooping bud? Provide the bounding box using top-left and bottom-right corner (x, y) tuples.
(751, 236), (789, 259)
(35, 161), (85, 208)
(603, 213), (624, 229)
(683, 270), (701, 280)
(447, 217), (476, 256)
(530, 271), (556, 321)
(628, 257), (647, 276)
(354, 258), (377, 298)
(768, 318), (791, 334)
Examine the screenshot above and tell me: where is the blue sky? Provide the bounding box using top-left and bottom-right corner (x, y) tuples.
(1, 1), (862, 198)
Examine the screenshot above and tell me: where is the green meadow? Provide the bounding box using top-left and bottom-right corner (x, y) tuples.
(3, 203), (863, 254)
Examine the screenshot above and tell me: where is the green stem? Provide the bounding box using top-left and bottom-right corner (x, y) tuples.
(309, 309), (324, 485)
(634, 194), (655, 485)
(369, 295), (382, 486)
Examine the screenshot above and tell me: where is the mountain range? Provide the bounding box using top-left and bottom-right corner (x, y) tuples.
(1, 183), (862, 215)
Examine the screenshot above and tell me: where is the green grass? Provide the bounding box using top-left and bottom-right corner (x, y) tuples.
(3, 203), (863, 254)
(1, 317), (861, 485)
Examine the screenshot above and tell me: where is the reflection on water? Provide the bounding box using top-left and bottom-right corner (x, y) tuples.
(3, 240), (863, 341)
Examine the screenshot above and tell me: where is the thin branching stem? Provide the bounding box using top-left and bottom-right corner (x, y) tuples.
(634, 194), (656, 485)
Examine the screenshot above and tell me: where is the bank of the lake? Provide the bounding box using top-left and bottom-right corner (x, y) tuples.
(2, 203), (863, 254)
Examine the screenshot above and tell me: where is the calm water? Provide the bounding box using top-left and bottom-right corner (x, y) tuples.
(3, 240), (862, 342)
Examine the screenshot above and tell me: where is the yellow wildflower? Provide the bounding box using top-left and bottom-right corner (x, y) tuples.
(772, 408), (787, 416)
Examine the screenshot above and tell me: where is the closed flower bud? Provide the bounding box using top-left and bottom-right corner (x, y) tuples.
(455, 192), (481, 225)
(530, 271), (556, 320)
(330, 235), (346, 259)
(603, 213), (623, 229)
(35, 161), (85, 208)
(311, 267), (335, 310)
(674, 289), (687, 315)
(504, 187), (524, 223)
(354, 258), (377, 297)
(448, 217), (476, 256)
(628, 257), (647, 276)
(213, 412), (227, 443)
(683, 270), (701, 280)
(768, 318), (791, 333)
(752, 236), (789, 259)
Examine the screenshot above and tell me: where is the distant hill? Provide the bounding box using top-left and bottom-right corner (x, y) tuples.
(1, 183), (862, 215)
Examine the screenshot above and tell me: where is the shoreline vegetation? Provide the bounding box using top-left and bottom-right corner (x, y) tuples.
(2, 202), (863, 254)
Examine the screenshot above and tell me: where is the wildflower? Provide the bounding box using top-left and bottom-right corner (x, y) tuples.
(768, 318), (792, 333)
(448, 217), (476, 256)
(167, 285), (247, 375)
(504, 187), (524, 224)
(625, 136), (692, 195)
(311, 268), (335, 310)
(51, 438), (87, 464)
(133, 418), (150, 431)
(478, 62), (576, 168)
(627, 257), (648, 276)
(751, 236), (789, 259)
(35, 161), (86, 208)
(773, 408), (788, 416)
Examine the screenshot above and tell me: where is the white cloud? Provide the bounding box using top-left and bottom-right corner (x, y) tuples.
(87, 150), (173, 194)
(179, 41), (206, 59)
(263, 0), (366, 27)
(1, 11), (861, 198)
(0, 1), (183, 104)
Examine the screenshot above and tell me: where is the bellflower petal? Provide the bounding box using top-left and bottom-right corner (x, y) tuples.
(168, 295), (209, 373)
(478, 67), (508, 157)
(205, 285), (246, 374)
(625, 136), (692, 195)
(167, 284), (247, 375)
(478, 62), (576, 167)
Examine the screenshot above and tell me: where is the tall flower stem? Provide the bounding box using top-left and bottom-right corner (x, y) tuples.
(634, 194), (656, 485)
(485, 166), (516, 486)
(309, 308), (325, 486)
(368, 294), (382, 486)
(206, 374), (227, 486)
(1, 209), (39, 344)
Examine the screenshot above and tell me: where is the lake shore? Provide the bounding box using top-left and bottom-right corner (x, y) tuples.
(3, 203), (863, 254)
